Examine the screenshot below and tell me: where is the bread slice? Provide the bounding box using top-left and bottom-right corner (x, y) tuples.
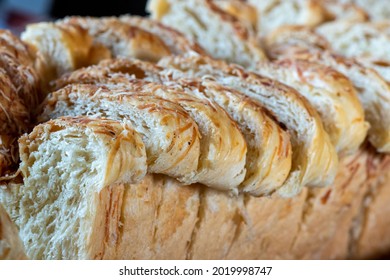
(264, 25), (330, 60)
(60, 17), (171, 62)
(119, 15), (207, 55)
(248, 0), (324, 35)
(39, 84), (201, 185)
(0, 203), (27, 260)
(273, 49), (390, 153)
(256, 59), (368, 155)
(338, 0), (390, 21)
(213, 0), (258, 32)
(316, 21), (390, 63)
(53, 58), (292, 195)
(147, 0), (267, 68)
(21, 22), (94, 83)
(3, 117), (147, 259)
(163, 78), (292, 196)
(159, 53), (338, 196)
(320, 0), (369, 22)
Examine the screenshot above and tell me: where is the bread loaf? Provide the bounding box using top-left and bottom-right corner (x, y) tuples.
(53, 58), (291, 196)
(148, 0), (267, 68)
(159, 53), (338, 196)
(316, 21), (390, 64)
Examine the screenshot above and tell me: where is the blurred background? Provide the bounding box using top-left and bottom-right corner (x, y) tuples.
(0, 0), (148, 33)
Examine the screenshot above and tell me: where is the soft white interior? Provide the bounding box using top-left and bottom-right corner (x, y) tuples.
(17, 127), (107, 259)
(41, 89), (199, 182)
(151, 0), (262, 68)
(22, 24), (74, 79)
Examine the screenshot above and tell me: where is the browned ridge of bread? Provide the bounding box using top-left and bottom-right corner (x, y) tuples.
(0, 203), (27, 260)
(159, 53), (339, 196)
(53, 59), (292, 196)
(148, 0), (267, 68)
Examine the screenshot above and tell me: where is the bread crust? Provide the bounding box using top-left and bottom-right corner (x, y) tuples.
(60, 17), (171, 62)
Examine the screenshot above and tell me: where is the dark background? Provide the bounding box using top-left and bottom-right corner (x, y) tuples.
(51, 0), (148, 18)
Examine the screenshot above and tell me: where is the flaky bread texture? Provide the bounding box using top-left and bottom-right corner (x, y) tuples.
(6, 117), (146, 259)
(163, 79), (292, 196)
(39, 85), (202, 185)
(53, 59), (292, 196)
(248, 0), (324, 35)
(336, 0), (390, 21)
(0, 203), (26, 260)
(119, 15), (207, 55)
(320, 0), (369, 22)
(147, 0), (267, 68)
(264, 25), (331, 60)
(53, 77), (247, 192)
(60, 17), (171, 62)
(213, 0), (258, 32)
(316, 21), (390, 64)
(268, 45), (390, 153)
(21, 22), (95, 84)
(256, 59), (368, 155)
(159, 53), (338, 196)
